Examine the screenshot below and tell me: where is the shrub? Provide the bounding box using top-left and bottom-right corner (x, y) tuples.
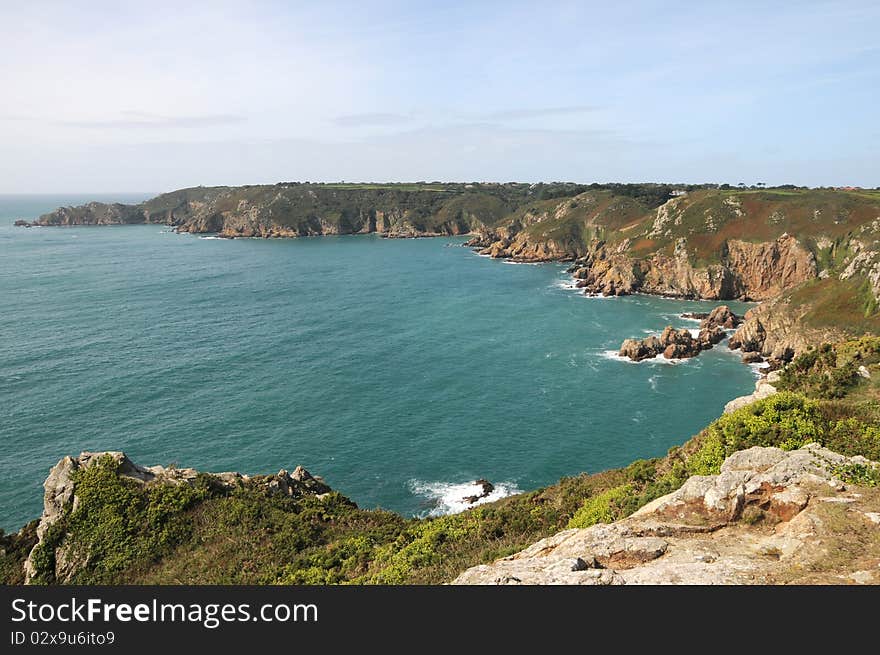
(687, 393), (825, 476)
(567, 485), (634, 529)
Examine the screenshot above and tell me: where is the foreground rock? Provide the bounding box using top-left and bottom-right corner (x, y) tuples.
(454, 444), (880, 585)
(24, 451), (332, 583)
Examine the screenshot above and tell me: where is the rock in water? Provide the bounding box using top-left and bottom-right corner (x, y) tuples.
(700, 305), (741, 330)
(619, 326), (702, 361)
(462, 479), (495, 504)
(698, 325), (726, 349)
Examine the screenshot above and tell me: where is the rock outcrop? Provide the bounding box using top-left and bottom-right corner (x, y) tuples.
(727, 297), (849, 364)
(23, 451), (332, 584)
(454, 444), (880, 585)
(619, 318), (736, 362)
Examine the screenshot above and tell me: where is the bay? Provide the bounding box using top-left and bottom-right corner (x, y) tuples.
(0, 195), (756, 531)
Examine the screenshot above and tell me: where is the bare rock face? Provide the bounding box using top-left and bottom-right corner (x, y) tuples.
(23, 452), (330, 583)
(454, 444), (880, 585)
(723, 235), (818, 301)
(566, 234), (816, 301)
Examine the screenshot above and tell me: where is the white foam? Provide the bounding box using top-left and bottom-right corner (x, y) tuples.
(408, 479), (521, 517)
(600, 349), (684, 365)
(688, 328), (701, 338)
(551, 278), (580, 290)
(198, 235), (227, 240)
(679, 315), (702, 323)
(583, 292), (615, 299)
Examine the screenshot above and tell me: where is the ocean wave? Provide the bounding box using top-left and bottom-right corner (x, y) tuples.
(551, 278), (579, 290)
(198, 236), (228, 240)
(408, 478), (521, 517)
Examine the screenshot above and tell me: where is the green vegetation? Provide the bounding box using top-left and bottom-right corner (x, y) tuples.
(686, 393), (825, 475)
(568, 484), (634, 528)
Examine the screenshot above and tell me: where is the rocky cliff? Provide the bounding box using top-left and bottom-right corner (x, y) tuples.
(566, 233), (817, 301)
(454, 444), (880, 585)
(23, 451), (332, 584)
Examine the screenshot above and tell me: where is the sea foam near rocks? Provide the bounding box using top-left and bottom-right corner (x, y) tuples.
(408, 479), (521, 517)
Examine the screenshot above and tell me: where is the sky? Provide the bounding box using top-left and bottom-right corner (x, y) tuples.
(0, 0), (878, 192)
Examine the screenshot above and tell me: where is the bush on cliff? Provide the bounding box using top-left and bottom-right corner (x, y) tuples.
(29, 455), (212, 584)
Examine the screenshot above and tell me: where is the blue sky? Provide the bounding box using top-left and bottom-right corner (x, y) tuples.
(1, 0), (877, 192)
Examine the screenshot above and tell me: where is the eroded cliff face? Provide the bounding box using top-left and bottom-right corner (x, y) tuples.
(565, 234), (817, 301)
(454, 444), (880, 585)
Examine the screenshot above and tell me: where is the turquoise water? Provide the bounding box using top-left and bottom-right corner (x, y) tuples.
(0, 195), (756, 532)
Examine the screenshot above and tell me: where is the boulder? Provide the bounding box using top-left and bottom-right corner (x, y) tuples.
(698, 326), (726, 349)
(742, 352), (764, 364)
(700, 305), (741, 330)
(619, 326), (702, 361)
(619, 338), (659, 362)
(663, 343), (699, 359)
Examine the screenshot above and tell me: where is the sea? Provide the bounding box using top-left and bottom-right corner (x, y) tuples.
(0, 194), (757, 532)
